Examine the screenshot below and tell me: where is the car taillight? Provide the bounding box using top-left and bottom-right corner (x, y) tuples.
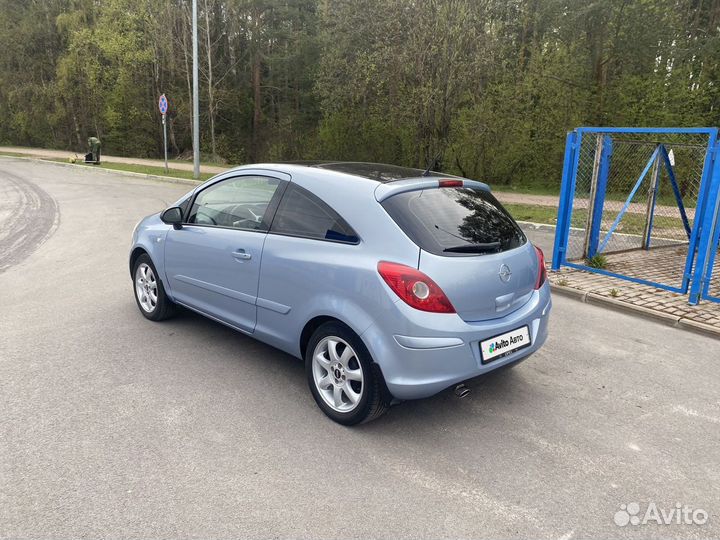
(438, 179), (463, 188)
(534, 246), (547, 289)
(377, 261), (456, 313)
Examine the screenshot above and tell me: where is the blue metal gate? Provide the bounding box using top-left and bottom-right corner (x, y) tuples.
(552, 127), (720, 304)
(694, 165), (720, 304)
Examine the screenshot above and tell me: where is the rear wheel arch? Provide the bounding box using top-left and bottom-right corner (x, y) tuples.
(300, 316), (347, 358)
(303, 319), (391, 424)
(300, 315), (377, 364)
(300, 315), (390, 383)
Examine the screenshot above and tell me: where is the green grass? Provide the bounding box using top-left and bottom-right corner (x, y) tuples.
(0, 150), (216, 181)
(55, 159), (214, 181)
(0, 148), (226, 167)
(588, 190), (694, 209)
(506, 202), (686, 236)
(503, 203), (559, 224)
(499, 184), (695, 209)
(586, 253), (608, 269)
(0, 148), (699, 213)
(494, 184), (560, 196)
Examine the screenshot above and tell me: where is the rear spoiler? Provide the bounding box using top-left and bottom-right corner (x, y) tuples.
(374, 177), (490, 203)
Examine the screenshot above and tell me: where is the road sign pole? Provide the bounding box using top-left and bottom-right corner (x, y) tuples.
(162, 114), (168, 174)
(192, 0), (200, 180)
(158, 94), (170, 173)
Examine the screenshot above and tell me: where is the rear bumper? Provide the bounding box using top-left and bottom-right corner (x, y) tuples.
(361, 284), (551, 400)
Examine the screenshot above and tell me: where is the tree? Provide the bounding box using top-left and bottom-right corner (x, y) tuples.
(1, 0), (719, 191)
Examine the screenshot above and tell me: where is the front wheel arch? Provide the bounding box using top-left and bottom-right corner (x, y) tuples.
(132, 253), (175, 321)
(129, 247), (148, 278)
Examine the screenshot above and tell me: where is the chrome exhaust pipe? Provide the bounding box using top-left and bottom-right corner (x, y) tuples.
(454, 383), (470, 399)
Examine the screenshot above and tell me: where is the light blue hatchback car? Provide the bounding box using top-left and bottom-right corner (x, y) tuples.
(130, 162), (551, 424)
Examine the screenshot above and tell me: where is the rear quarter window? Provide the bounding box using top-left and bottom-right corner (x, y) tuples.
(270, 184), (359, 244)
(381, 187), (526, 256)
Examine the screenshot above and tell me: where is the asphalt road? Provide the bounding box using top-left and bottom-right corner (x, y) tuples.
(1, 158), (718, 539)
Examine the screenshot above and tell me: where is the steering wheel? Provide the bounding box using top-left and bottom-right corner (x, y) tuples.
(231, 206), (262, 229)
(194, 210), (217, 225)
(232, 218), (259, 229)
(234, 206), (260, 221)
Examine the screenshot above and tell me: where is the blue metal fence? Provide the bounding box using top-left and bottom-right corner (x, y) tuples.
(693, 157), (720, 304)
(552, 127), (720, 304)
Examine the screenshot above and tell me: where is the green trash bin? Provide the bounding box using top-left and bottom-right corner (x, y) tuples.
(87, 137), (101, 164)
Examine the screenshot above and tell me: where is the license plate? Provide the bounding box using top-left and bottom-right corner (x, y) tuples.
(480, 326), (531, 364)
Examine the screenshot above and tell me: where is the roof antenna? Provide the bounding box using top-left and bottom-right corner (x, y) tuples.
(422, 152), (441, 177)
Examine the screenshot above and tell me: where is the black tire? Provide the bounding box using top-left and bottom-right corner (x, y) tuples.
(132, 253), (175, 321)
(305, 322), (390, 425)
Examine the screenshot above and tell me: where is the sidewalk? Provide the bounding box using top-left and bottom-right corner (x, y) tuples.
(2, 146), (551, 204)
(0, 146), (707, 244)
(0, 145), (227, 175)
(1, 145), (696, 219)
(549, 264), (720, 338)
(0, 146), (573, 208)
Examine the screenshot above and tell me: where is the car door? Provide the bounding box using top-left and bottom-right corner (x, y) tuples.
(255, 182), (362, 352)
(164, 173), (287, 333)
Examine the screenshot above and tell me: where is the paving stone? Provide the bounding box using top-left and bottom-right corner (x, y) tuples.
(548, 247), (720, 337)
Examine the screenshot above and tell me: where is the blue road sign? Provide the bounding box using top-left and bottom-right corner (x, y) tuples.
(158, 94), (168, 115)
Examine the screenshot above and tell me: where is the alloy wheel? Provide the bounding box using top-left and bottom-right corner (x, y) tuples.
(312, 336), (364, 413)
(135, 262), (158, 313)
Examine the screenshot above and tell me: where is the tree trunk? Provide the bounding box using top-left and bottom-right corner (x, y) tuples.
(204, 0), (217, 159)
(168, 116), (180, 154)
(182, 3), (193, 151)
(252, 54), (262, 161)
(72, 110), (82, 149)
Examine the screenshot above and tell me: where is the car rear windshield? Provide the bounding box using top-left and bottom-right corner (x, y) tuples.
(381, 187), (526, 256)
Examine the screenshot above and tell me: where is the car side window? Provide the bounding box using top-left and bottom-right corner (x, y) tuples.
(187, 176), (283, 231)
(270, 184), (359, 244)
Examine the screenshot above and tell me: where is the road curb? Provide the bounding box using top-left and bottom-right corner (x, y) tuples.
(677, 317), (720, 338)
(516, 220), (558, 232)
(0, 154), (204, 186)
(585, 292), (682, 327)
(548, 283), (588, 302)
(550, 282), (719, 339)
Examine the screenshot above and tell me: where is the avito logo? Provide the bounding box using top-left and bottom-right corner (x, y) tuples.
(489, 334), (524, 355)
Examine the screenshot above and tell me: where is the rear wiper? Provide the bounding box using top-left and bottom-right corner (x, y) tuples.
(443, 242), (501, 253)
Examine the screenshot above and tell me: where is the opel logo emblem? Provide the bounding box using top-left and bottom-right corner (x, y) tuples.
(499, 264), (512, 283)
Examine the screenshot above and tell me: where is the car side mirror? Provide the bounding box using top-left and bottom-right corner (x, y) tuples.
(160, 206), (183, 229)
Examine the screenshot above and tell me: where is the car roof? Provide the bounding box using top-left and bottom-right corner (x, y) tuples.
(277, 161), (460, 183)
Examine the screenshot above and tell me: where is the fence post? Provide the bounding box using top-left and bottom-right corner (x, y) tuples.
(699, 198), (720, 301)
(586, 135), (612, 258)
(642, 146), (662, 250)
(689, 142), (720, 304)
(583, 135), (603, 258)
(552, 131), (578, 270)
(682, 130), (718, 293)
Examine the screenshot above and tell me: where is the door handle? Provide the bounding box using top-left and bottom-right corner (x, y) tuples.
(232, 249), (252, 261)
